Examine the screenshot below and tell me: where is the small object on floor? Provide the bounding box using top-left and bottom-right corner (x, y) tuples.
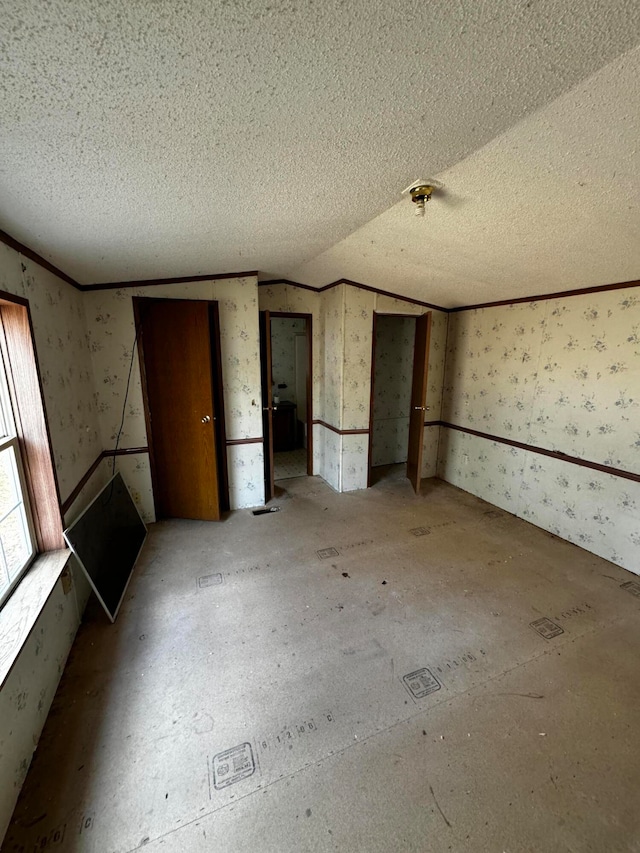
(252, 506), (281, 516)
(381, 580), (387, 585)
(342, 572), (350, 578)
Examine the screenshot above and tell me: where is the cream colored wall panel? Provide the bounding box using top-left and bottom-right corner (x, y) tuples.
(322, 285), (345, 430)
(258, 283), (323, 428)
(440, 285), (640, 574)
(227, 443), (266, 510)
(421, 426), (441, 479)
(342, 287), (373, 431)
(341, 433), (369, 492)
(0, 580), (79, 841)
(0, 244), (103, 836)
(86, 276), (261, 454)
(22, 259), (102, 503)
(374, 294), (423, 315)
(439, 427), (639, 573)
(320, 428), (341, 493)
(109, 453), (155, 523)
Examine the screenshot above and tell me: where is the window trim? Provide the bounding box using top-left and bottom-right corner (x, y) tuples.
(0, 436), (38, 607)
(0, 290), (64, 560)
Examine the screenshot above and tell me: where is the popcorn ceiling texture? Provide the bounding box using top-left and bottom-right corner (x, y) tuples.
(1, 0), (639, 306)
(290, 45), (640, 306)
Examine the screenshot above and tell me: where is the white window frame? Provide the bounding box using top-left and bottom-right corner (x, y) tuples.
(0, 347), (37, 608)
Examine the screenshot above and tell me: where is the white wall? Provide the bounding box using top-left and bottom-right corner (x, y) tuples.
(439, 287), (640, 574)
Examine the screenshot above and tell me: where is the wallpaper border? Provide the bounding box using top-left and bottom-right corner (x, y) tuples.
(438, 422), (640, 484)
(60, 447), (149, 514)
(312, 418), (369, 436)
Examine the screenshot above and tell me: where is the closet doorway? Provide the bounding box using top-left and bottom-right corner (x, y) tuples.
(134, 298), (229, 520)
(368, 312), (431, 493)
(260, 311), (313, 501)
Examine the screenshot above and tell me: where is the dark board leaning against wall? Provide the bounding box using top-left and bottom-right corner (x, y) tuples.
(64, 473), (147, 622)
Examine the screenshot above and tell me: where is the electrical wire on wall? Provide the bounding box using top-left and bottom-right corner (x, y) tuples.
(109, 322), (142, 482)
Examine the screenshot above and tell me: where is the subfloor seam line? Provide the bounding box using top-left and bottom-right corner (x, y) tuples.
(124, 615), (623, 852)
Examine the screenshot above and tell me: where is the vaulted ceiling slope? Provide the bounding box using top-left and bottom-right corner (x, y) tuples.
(1, 0), (639, 305)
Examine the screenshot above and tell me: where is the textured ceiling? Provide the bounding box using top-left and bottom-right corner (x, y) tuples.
(290, 45), (640, 307)
(1, 0), (639, 300)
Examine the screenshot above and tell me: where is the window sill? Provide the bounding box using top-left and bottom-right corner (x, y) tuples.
(0, 549), (71, 690)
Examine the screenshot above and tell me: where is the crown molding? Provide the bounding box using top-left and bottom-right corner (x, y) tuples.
(2, 228), (638, 309)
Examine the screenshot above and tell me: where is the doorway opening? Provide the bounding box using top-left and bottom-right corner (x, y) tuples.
(259, 311), (312, 501)
(367, 312), (431, 494)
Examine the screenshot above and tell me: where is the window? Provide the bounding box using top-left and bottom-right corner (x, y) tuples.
(0, 348), (36, 605)
(0, 292), (64, 609)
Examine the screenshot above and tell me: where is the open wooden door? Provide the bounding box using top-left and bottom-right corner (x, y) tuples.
(259, 310), (275, 502)
(136, 298), (221, 520)
(406, 312), (432, 494)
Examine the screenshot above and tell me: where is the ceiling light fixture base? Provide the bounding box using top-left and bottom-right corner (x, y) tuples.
(402, 179), (436, 216)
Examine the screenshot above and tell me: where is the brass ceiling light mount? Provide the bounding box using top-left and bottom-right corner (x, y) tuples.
(402, 179), (436, 216)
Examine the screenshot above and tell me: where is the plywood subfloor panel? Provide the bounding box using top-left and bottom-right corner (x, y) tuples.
(4, 471), (640, 852)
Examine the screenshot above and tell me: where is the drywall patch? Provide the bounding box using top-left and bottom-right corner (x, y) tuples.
(409, 526), (431, 537)
(620, 580), (640, 598)
(402, 668), (442, 700)
(197, 573), (224, 589)
(530, 617), (564, 639)
(211, 743), (256, 790)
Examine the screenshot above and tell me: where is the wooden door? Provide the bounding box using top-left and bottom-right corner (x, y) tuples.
(259, 310), (275, 502)
(137, 299), (220, 520)
(406, 312), (432, 494)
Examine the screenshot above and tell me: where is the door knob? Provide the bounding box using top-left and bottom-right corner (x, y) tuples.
(201, 415), (211, 423)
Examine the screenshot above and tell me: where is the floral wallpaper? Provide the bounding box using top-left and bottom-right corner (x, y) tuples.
(371, 316), (415, 466)
(10, 256), (103, 505)
(0, 244), (102, 841)
(440, 287), (640, 574)
(258, 283), (323, 418)
(341, 293), (448, 490)
(342, 287), (372, 431)
(322, 284), (345, 431)
(260, 282), (449, 492)
(85, 276), (264, 517)
(270, 317), (306, 404)
(0, 573), (79, 840)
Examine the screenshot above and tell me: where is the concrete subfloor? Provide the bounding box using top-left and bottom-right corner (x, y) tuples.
(4, 469), (640, 852)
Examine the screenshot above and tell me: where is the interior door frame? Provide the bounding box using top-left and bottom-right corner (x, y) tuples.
(133, 296), (230, 518)
(266, 311), (313, 479)
(406, 311), (432, 494)
(367, 311), (422, 488)
(259, 310), (275, 502)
